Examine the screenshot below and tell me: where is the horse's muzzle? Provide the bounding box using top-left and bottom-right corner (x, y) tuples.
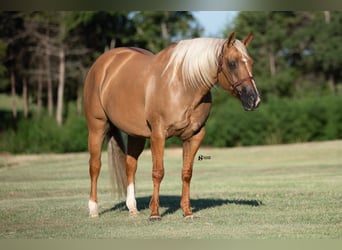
(240, 88), (260, 111)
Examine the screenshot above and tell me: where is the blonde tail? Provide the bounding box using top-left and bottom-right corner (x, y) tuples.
(107, 128), (127, 198)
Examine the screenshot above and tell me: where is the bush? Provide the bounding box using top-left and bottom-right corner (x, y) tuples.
(0, 110), (88, 154)
(5, 115), (62, 153)
(202, 94), (342, 147)
(60, 114), (88, 152)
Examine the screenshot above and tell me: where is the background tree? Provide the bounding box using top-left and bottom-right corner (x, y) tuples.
(310, 11), (342, 94)
(131, 11), (203, 52)
(225, 11), (342, 99)
(0, 12), (25, 119)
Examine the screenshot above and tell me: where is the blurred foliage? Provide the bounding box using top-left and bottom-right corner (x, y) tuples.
(202, 93), (342, 147)
(224, 11), (342, 98)
(1, 95), (341, 153)
(0, 103), (88, 153)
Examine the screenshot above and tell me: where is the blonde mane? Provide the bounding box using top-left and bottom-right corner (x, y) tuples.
(162, 38), (226, 89)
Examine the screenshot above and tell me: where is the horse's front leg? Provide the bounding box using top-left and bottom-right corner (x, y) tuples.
(181, 126), (206, 218)
(149, 130), (165, 220)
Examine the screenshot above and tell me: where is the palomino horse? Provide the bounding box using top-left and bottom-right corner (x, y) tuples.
(84, 32), (260, 220)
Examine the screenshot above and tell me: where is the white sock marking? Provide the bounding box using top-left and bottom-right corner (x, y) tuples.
(88, 200), (99, 218)
(126, 183), (138, 213)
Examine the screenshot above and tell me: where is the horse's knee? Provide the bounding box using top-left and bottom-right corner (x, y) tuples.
(152, 168), (164, 183)
(182, 169), (193, 183)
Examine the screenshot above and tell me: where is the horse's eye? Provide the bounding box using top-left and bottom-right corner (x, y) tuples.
(228, 61), (237, 69)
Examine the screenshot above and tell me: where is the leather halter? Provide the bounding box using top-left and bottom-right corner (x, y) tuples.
(230, 76), (255, 90)
(217, 41), (255, 92)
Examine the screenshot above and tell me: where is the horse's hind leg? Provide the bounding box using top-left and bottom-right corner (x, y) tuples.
(125, 136), (146, 216)
(87, 119), (107, 218)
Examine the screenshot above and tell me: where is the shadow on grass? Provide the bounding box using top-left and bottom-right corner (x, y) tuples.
(100, 195), (263, 217)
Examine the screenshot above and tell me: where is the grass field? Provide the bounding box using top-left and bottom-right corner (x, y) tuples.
(0, 140), (341, 239)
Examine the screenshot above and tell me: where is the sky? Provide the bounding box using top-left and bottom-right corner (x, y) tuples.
(192, 11), (238, 37)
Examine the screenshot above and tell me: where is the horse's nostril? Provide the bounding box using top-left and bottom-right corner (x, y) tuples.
(248, 96), (255, 107)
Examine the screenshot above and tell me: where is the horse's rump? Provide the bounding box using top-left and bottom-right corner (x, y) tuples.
(85, 47), (156, 137)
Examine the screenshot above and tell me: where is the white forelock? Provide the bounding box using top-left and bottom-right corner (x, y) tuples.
(233, 39), (249, 59)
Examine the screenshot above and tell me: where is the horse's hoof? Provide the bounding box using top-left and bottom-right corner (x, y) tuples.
(88, 200), (99, 218)
(184, 214), (199, 220)
(90, 213), (99, 218)
(149, 215), (162, 221)
(129, 209), (140, 217)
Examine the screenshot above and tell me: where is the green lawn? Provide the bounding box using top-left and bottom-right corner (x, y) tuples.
(0, 140), (341, 239)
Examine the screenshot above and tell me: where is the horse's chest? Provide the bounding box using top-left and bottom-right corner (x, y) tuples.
(166, 102), (211, 140)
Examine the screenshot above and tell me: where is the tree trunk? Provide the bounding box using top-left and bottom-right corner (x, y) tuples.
(56, 47), (65, 126)
(37, 74), (43, 115)
(323, 12), (336, 94)
(323, 11), (331, 24)
(268, 52), (276, 76)
(327, 73), (336, 94)
(76, 82), (83, 116)
(76, 64), (87, 116)
(45, 46), (53, 116)
(105, 39), (116, 52)
(161, 20), (169, 47)
(10, 71), (17, 119)
(22, 77), (29, 118)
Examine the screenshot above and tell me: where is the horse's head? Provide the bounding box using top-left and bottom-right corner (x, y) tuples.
(217, 32), (260, 111)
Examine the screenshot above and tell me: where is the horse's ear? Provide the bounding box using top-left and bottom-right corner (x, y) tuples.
(242, 32), (254, 47)
(227, 32), (236, 47)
